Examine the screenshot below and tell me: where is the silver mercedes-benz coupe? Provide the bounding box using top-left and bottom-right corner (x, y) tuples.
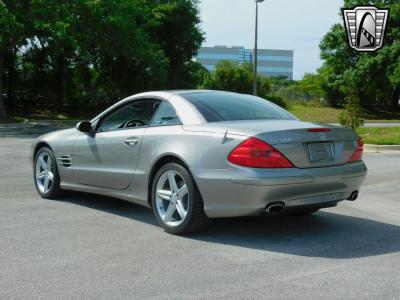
(31, 90), (367, 234)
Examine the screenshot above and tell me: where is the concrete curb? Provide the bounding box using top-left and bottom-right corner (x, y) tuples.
(364, 144), (400, 153)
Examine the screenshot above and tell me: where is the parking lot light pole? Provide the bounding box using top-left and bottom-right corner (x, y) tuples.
(253, 0), (265, 96)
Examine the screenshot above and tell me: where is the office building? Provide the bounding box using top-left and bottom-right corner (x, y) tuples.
(195, 45), (293, 80)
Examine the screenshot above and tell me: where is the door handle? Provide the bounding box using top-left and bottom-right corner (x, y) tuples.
(124, 137), (139, 146)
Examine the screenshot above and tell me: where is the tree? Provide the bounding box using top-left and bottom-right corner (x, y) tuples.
(147, 0), (204, 88)
(319, 0), (400, 110)
(200, 61), (287, 107)
(0, 1), (23, 117)
(299, 73), (324, 101)
(76, 0), (170, 101)
(1, 0), (204, 115)
(180, 61), (209, 89)
(201, 61), (254, 94)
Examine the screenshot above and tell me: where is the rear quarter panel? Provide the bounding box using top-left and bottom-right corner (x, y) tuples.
(130, 125), (247, 204)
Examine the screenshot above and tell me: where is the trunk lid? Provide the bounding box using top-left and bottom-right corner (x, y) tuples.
(255, 126), (359, 168)
(183, 119), (359, 168)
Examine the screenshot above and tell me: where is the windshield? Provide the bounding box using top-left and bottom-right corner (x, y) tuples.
(183, 92), (296, 122)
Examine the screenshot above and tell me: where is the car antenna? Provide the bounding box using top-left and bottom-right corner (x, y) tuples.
(222, 130), (229, 144)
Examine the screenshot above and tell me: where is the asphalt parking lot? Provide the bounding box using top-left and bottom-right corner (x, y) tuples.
(1, 137), (400, 299)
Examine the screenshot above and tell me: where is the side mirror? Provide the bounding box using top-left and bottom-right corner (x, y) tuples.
(76, 121), (92, 133)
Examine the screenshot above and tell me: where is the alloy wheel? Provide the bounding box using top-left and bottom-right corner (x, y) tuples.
(35, 152), (54, 194)
(155, 170), (189, 227)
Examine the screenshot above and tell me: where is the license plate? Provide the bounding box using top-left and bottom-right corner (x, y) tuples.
(307, 142), (334, 163)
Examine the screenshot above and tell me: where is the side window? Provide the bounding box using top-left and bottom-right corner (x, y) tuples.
(97, 100), (160, 132)
(150, 102), (180, 126)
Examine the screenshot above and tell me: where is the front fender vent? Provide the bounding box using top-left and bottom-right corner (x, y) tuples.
(57, 155), (72, 167)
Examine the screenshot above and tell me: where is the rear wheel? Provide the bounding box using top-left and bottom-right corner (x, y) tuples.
(34, 147), (63, 199)
(151, 163), (210, 235)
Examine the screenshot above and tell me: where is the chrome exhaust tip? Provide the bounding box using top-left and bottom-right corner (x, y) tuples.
(265, 202), (285, 214)
(347, 191), (359, 201)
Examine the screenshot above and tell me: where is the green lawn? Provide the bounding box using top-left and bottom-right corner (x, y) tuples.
(357, 127), (400, 145)
(287, 104), (344, 123)
(288, 104), (400, 123)
(287, 104), (400, 144)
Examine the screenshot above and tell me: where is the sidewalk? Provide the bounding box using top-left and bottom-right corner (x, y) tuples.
(364, 144), (400, 153)
(0, 120), (77, 137)
(329, 122), (400, 127)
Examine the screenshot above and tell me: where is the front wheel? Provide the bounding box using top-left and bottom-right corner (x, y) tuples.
(33, 147), (63, 199)
(151, 163), (210, 235)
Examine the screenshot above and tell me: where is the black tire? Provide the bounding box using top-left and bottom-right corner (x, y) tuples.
(33, 147), (63, 199)
(289, 208), (319, 216)
(151, 162), (210, 235)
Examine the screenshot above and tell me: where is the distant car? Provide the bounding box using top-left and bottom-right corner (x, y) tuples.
(31, 90), (367, 234)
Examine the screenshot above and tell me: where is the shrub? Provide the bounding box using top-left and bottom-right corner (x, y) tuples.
(339, 95), (364, 130)
(265, 95), (287, 108)
(200, 61), (289, 107)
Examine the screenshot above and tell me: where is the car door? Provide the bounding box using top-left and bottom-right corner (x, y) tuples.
(72, 99), (161, 190)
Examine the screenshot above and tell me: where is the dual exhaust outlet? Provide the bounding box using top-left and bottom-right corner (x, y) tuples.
(265, 202), (285, 214)
(265, 190), (359, 214)
(347, 191), (359, 201)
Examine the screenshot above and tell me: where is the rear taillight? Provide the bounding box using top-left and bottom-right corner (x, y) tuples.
(228, 137), (294, 168)
(348, 139), (364, 162)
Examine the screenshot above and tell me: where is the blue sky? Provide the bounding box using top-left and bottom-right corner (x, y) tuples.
(198, 0), (344, 80)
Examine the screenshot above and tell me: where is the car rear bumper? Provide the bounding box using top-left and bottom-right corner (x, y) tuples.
(194, 161), (367, 218)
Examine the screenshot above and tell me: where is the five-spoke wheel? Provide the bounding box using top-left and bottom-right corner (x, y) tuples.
(34, 147), (62, 198)
(155, 170), (189, 227)
(151, 162), (209, 234)
(35, 152), (55, 194)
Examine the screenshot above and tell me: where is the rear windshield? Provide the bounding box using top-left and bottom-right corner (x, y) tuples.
(183, 92), (295, 122)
